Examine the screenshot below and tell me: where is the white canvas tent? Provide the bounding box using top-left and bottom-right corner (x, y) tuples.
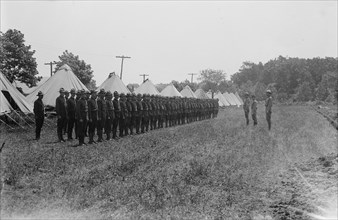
(235, 92), (244, 105)
(214, 92), (230, 107)
(27, 64), (89, 107)
(0, 92), (12, 115)
(134, 79), (159, 95)
(229, 93), (242, 106)
(1, 72), (34, 115)
(206, 91), (213, 99)
(194, 89), (210, 99)
(180, 85), (197, 98)
(98, 73), (130, 94)
(13, 77), (49, 95)
(160, 83), (182, 97)
(223, 92), (237, 106)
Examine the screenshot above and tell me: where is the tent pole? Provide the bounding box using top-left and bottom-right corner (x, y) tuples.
(13, 110), (32, 128)
(5, 113), (25, 129)
(0, 118), (15, 130)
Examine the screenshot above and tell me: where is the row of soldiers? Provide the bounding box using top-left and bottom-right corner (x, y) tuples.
(52, 88), (219, 146)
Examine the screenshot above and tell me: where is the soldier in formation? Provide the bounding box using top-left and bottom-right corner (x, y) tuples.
(55, 88), (67, 142)
(53, 88), (219, 146)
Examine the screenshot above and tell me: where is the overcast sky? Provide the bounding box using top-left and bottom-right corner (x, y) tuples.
(1, 1), (337, 86)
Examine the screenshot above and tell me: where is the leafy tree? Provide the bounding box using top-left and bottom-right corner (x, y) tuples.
(316, 72), (338, 101)
(171, 80), (184, 92)
(296, 82), (314, 101)
(0, 29), (39, 86)
(127, 83), (139, 92)
(253, 82), (267, 101)
(155, 83), (167, 92)
(198, 69), (227, 96)
(55, 50), (96, 89)
(231, 56), (337, 103)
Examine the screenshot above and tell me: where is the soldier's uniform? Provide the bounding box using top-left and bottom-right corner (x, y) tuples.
(129, 94), (137, 135)
(135, 94), (143, 134)
(97, 89), (107, 142)
(76, 90), (88, 146)
(124, 94), (132, 135)
(165, 98), (171, 127)
(85, 91), (91, 137)
(158, 97), (165, 128)
(87, 90), (98, 144)
(63, 90), (70, 135)
(112, 92), (121, 139)
(55, 88), (67, 142)
(34, 91), (45, 140)
(105, 91), (114, 140)
(141, 94), (149, 132)
(75, 91), (81, 139)
(243, 93), (250, 126)
(119, 93), (127, 137)
(149, 95), (155, 130)
(265, 90), (273, 130)
(251, 95), (258, 126)
(67, 89), (77, 140)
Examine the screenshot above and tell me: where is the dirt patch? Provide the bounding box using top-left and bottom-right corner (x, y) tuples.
(268, 153), (338, 220)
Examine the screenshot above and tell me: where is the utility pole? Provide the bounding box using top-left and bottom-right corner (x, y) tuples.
(44, 61), (57, 76)
(116, 55), (131, 80)
(140, 74), (149, 82)
(188, 73), (197, 83)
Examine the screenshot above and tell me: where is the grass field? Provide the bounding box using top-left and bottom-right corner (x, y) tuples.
(0, 104), (337, 220)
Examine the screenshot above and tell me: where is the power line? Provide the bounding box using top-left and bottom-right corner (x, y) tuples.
(116, 55), (131, 80)
(188, 73), (197, 83)
(140, 74), (149, 82)
(44, 61), (57, 76)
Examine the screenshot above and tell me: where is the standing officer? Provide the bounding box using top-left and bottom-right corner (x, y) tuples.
(67, 89), (76, 140)
(97, 89), (107, 142)
(55, 88), (67, 142)
(76, 90), (88, 146)
(265, 90), (273, 130)
(105, 91), (114, 141)
(243, 92), (250, 126)
(251, 94), (258, 126)
(33, 91), (45, 140)
(112, 91), (121, 139)
(87, 90), (98, 144)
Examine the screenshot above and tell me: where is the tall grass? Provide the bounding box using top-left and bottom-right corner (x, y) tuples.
(0, 104), (337, 219)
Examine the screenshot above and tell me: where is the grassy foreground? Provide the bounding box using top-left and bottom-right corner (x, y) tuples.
(0, 105), (337, 219)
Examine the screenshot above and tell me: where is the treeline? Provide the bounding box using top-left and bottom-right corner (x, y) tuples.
(231, 56), (338, 103)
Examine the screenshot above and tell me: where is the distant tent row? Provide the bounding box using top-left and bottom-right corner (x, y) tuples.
(2, 64), (243, 116)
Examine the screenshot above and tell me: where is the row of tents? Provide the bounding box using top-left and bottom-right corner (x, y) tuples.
(1, 64), (243, 117)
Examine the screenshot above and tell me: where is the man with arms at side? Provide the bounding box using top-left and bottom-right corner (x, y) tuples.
(34, 91), (45, 140)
